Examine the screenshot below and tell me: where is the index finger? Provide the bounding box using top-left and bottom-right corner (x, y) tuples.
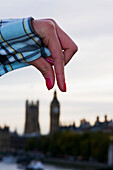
(47, 25), (66, 92)
(45, 19), (78, 65)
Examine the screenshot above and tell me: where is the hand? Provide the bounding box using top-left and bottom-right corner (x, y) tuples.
(29, 19), (78, 92)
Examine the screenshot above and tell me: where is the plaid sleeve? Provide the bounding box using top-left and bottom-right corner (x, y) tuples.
(0, 17), (51, 76)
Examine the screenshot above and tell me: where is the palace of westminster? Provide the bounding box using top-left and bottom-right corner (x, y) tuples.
(24, 90), (60, 135)
(0, 90), (61, 150)
(0, 90), (113, 151)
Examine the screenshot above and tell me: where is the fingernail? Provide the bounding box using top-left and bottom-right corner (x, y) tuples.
(46, 58), (54, 65)
(46, 78), (52, 90)
(64, 82), (67, 92)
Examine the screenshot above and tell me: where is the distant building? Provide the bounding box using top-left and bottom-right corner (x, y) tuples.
(50, 91), (60, 134)
(10, 131), (27, 151)
(60, 122), (76, 132)
(0, 126), (10, 151)
(91, 115), (113, 133)
(60, 115), (113, 133)
(79, 119), (90, 130)
(24, 100), (40, 134)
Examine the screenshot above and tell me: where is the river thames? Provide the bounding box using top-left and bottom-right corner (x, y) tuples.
(0, 162), (77, 170)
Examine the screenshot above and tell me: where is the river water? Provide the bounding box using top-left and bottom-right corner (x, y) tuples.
(0, 162), (77, 170)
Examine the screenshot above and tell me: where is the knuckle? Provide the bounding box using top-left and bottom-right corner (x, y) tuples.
(56, 72), (62, 79)
(48, 18), (56, 24)
(54, 55), (64, 65)
(46, 20), (55, 31)
(72, 44), (78, 55)
(41, 66), (48, 77)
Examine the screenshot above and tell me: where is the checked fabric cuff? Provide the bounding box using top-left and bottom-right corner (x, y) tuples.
(0, 17), (51, 76)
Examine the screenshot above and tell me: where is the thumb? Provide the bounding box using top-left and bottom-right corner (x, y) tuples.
(28, 57), (55, 90)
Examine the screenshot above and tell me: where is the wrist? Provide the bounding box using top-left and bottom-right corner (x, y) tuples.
(31, 19), (36, 32)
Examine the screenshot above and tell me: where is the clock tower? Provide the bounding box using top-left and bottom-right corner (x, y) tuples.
(50, 91), (60, 134)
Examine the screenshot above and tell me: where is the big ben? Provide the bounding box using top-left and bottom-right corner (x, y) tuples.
(50, 91), (60, 134)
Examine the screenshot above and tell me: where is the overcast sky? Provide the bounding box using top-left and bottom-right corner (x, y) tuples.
(0, 0), (113, 134)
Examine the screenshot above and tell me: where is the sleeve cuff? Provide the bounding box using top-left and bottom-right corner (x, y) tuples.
(0, 17), (51, 76)
(0, 17), (34, 42)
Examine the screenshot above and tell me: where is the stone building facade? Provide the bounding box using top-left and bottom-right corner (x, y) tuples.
(0, 126), (10, 151)
(24, 100), (40, 134)
(50, 91), (60, 134)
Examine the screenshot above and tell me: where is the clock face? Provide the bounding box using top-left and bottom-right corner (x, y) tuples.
(53, 107), (59, 113)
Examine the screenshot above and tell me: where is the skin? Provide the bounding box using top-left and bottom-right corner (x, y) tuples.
(29, 19), (78, 92)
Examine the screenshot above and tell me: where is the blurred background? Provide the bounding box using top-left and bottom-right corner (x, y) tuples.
(0, 0), (113, 169)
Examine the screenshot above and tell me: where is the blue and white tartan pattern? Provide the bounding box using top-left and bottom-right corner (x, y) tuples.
(0, 17), (51, 76)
